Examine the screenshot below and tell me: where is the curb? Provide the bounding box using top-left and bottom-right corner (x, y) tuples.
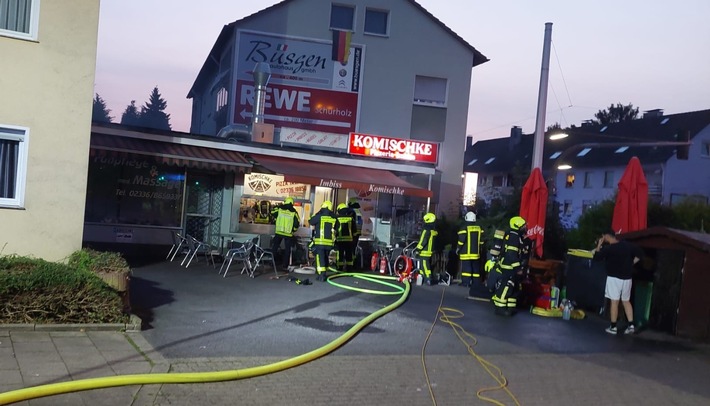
(0, 314), (142, 333)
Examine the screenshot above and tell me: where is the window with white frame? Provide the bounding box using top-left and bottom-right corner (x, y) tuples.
(584, 171), (593, 188)
(0, 0), (40, 41)
(364, 8), (388, 35)
(603, 170), (614, 188)
(330, 3), (355, 31)
(414, 75), (447, 107)
(0, 125), (29, 208)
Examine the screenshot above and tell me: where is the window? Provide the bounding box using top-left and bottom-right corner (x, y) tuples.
(467, 158), (477, 165)
(330, 4), (355, 30)
(478, 176), (486, 186)
(577, 147), (592, 157)
(364, 8), (388, 35)
(484, 157), (495, 164)
(584, 172), (593, 188)
(549, 151), (562, 159)
(0, 125), (29, 208)
(582, 200), (594, 214)
(492, 175), (505, 187)
(563, 200), (572, 216)
(414, 75), (447, 107)
(603, 171), (614, 188)
(565, 172), (575, 188)
(0, 0), (40, 40)
(702, 141), (710, 157)
(615, 146), (629, 153)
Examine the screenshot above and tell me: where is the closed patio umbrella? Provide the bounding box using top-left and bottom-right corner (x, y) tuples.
(520, 167), (548, 258)
(612, 156), (648, 234)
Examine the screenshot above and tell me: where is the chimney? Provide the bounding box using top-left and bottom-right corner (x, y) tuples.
(466, 134), (474, 146)
(251, 62), (274, 143)
(643, 109), (664, 119)
(581, 120), (594, 127)
(509, 126), (523, 149)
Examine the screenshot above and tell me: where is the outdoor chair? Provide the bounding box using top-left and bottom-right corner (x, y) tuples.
(167, 231), (189, 262)
(253, 242), (279, 277)
(181, 234), (216, 268)
(220, 238), (256, 278)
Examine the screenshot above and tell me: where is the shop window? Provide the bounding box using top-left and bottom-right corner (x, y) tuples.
(0, 124), (28, 208)
(565, 172), (575, 188)
(584, 171), (593, 188)
(0, 0), (40, 40)
(413, 75), (447, 107)
(603, 171), (614, 188)
(364, 8), (388, 35)
(330, 3), (355, 31)
(84, 155), (185, 227)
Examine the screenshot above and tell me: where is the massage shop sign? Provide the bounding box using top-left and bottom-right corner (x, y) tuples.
(347, 133), (439, 164)
(244, 173), (308, 199)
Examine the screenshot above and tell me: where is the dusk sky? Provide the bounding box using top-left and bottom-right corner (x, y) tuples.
(94, 0), (710, 141)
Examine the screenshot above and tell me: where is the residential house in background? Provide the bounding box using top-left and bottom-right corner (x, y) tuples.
(0, 0), (100, 261)
(464, 109), (710, 227)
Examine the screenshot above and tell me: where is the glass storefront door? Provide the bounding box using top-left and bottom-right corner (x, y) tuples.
(184, 172), (223, 247)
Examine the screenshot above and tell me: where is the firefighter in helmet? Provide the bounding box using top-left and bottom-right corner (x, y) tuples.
(348, 196), (364, 266)
(457, 211), (484, 288)
(415, 212), (440, 285)
(270, 197), (300, 271)
(309, 201), (338, 281)
(253, 200), (273, 224)
(491, 216), (530, 316)
(335, 202), (357, 271)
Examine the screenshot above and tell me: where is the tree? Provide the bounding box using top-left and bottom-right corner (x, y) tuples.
(591, 103), (640, 125)
(92, 93), (112, 123)
(120, 100), (141, 127)
(138, 86), (171, 130)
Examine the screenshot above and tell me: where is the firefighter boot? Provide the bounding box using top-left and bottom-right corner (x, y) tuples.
(316, 271), (327, 282)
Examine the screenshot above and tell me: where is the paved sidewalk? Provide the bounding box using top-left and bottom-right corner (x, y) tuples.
(2, 328), (710, 405)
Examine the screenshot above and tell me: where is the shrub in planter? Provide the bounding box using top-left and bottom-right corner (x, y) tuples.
(68, 249), (131, 292)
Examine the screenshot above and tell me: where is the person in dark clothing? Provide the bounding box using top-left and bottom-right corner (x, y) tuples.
(457, 211), (483, 288)
(415, 212), (440, 285)
(348, 197), (364, 267)
(593, 229), (644, 335)
(309, 201), (338, 281)
(270, 197), (300, 270)
(491, 216), (530, 316)
(335, 203), (357, 271)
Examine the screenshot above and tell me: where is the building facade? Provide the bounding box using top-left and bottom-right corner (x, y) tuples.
(188, 0), (487, 216)
(0, 0), (100, 261)
(464, 109), (710, 227)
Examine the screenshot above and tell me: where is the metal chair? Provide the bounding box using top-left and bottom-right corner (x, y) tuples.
(181, 234), (216, 268)
(167, 231), (189, 262)
(220, 238), (256, 278)
(253, 242), (279, 277)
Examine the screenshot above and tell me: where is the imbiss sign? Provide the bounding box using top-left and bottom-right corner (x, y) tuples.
(347, 133), (439, 164)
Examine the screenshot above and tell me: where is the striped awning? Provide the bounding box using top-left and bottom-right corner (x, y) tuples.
(90, 133), (251, 173)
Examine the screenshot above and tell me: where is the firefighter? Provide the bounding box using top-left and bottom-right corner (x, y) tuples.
(414, 212), (440, 285)
(253, 200), (272, 224)
(457, 211), (483, 288)
(348, 196), (364, 266)
(491, 216), (530, 316)
(270, 197), (300, 271)
(335, 202), (357, 271)
(309, 201), (338, 281)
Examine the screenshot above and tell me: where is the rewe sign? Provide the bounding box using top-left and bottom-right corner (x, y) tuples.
(348, 133), (439, 164)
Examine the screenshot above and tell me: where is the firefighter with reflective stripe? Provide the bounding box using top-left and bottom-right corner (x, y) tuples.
(415, 212), (439, 285)
(335, 203), (357, 271)
(253, 200), (272, 224)
(309, 201), (338, 281)
(270, 197), (300, 271)
(457, 211), (483, 288)
(492, 216), (530, 316)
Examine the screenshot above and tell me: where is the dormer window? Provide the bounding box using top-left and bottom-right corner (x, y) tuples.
(577, 148), (592, 157)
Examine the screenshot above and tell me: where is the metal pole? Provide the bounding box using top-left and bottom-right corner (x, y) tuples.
(532, 22), (553, 170)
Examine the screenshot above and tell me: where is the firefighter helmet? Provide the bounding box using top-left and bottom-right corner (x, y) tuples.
(336, 203), (348, 211)
(423, 212), (436, 223)
(284, 197), (294, 205)
(509, 216), (527, 231)
(465, 212), (476, 222)
(321, 201), (333, 210)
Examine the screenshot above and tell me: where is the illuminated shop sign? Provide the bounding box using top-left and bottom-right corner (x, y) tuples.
(244, 173), (308, 198)
(347, 133), (439, 164)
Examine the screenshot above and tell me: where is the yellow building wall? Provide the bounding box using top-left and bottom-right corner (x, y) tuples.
(0, 0), (100, 261)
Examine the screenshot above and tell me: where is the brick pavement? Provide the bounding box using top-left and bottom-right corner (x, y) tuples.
(2, 328), (709, 406)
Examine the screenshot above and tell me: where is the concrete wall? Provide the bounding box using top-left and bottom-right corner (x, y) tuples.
(0, 0), (100, 261)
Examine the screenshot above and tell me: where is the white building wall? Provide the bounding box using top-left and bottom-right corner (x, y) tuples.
(663, 125), (710, 204)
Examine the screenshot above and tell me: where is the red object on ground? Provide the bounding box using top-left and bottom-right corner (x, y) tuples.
(520, 167), (548, 258)
(612, 157), (649, 234)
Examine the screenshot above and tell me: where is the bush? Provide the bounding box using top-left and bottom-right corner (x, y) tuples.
(0, 250), (129, 324)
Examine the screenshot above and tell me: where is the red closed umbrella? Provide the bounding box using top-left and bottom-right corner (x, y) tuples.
(520, 167), (548, 258)
(612, 156), (648, 234)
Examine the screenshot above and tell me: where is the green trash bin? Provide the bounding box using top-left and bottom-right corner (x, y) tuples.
(633, 281), (653, 329)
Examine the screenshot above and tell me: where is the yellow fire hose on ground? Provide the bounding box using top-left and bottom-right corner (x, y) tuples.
(0, 271), (407, 405)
